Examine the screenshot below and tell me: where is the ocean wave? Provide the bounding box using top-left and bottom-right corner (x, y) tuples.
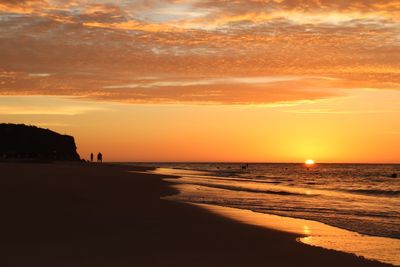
(185, 182), (314, 197)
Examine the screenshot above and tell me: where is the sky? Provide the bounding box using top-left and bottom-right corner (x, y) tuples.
(0, 0), (399, 162)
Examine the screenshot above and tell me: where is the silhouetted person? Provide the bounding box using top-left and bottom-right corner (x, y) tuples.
(391, 173), (398, 178)
(97, 152), (103, 163)
(90, 153), (94, 162)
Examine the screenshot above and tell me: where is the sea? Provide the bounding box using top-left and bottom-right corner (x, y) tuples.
(130, 162), (400, 265)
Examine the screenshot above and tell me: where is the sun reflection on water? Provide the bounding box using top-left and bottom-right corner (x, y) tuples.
(303, 225), (311, 235)
(186, 202), (400, 266)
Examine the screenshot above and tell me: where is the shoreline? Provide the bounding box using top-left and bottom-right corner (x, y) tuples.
(155, 167), (400, 266)
(0, 162), (394, 266)
(154, 167), (399, 238)
(183, 201), (400, 266)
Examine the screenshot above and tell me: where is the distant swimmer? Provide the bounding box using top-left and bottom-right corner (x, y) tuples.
(390, 173), (398, 178)
(97, 152), (103, 163)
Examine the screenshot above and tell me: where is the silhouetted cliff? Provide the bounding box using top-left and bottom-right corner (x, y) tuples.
(0, 124), (80, 161)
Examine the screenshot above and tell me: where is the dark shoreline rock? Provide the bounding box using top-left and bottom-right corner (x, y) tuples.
(0, 123), (81, 161)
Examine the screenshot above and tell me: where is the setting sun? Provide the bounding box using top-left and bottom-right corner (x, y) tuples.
(305, 159), (315, 165)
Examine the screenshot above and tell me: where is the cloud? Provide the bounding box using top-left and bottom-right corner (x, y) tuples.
(0, 96), (109, 115)
(284, 109), (396, 114)
(29, 73), (52, 77)
(104, 75), (328, 89)
(0, 0), (48, 14)
(0, 0), (399, 105)
(280, 87), (400, 114)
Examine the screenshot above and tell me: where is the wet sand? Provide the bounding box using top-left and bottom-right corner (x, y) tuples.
(0, 162), (393, 266)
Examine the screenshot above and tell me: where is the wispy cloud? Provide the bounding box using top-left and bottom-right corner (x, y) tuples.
(280, 88), (400, 115)
(29, 73), (52, 77)
(104, 76), (336, 89)
(285, 109), (398, 114)
(0, 96), (109, 115)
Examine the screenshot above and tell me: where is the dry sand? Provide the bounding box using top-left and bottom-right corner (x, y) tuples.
(0, 162), (393, 266)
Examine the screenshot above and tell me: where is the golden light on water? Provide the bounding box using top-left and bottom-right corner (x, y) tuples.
(303, 225), (311, 235)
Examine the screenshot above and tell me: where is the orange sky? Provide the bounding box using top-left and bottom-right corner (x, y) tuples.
(0, 0), (399, 162)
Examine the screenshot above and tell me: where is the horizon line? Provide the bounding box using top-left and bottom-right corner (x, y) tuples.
(109, 161), (400, 165)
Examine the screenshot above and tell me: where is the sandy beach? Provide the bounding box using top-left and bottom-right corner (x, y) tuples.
(0, 162), (393, 267)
